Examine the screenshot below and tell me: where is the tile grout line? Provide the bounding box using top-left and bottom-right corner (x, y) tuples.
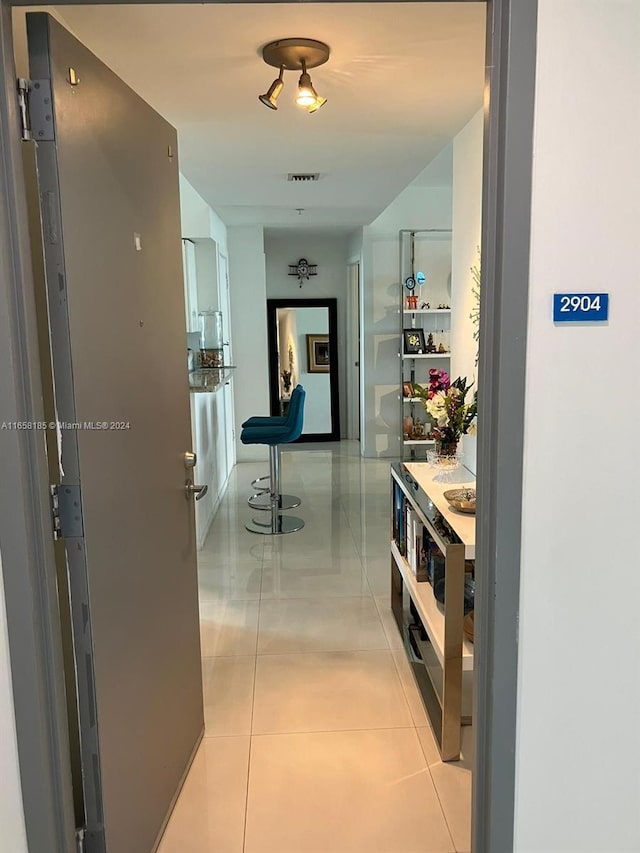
(223, 472), (260, 853)
(249, 723), (429, 739)
(424, 758), (459, 853)
(240, 521), (268, 853)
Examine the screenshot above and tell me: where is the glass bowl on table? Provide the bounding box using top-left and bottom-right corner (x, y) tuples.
(426, 448), (462, 472)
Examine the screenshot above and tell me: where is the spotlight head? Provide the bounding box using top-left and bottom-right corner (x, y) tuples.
(307, 95), (327, 114)
(259, 67), (284, 110)
(296, 72), (318, 107)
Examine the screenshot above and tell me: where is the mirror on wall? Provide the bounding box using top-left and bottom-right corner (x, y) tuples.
(267, 298), (340, 441)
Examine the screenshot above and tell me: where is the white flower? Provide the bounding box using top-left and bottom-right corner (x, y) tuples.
(426, 394), (448, 427)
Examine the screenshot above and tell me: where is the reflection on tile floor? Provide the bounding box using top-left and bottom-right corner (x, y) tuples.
(158, 442), (472, 853)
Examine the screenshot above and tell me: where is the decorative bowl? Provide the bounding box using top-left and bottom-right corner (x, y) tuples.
(426, 449), (461, 471)
(443, 487), (477, 513)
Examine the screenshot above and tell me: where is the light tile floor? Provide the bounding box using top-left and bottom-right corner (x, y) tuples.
(158, 442), (472, 853)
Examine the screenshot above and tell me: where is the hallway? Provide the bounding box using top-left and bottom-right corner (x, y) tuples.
(158, 443), (471, 853)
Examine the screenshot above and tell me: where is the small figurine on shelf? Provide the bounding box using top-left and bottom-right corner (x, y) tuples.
(412, 418), (425, 439)
(421, 302), (430, 310)
(437, 342), (447, 354)
(406, 294), (418, 310)
(281, 370), (292, 393)
(403, 415), (414, 441)
(426, 332), (437, 353)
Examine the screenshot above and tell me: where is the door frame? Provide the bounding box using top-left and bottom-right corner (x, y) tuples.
(346, 258), (361, 442)
(0, 1), (538, 851)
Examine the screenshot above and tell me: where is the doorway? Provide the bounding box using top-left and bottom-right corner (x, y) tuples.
(0, 2), (537, 852)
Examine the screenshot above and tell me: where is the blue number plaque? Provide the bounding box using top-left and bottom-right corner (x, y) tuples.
(553, 293), (609, 323)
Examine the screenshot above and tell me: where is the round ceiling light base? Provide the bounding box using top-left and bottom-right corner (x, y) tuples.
(261, 38), (330, 71)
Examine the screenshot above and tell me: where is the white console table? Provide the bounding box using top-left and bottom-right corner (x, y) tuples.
(390, 461), (475, 760)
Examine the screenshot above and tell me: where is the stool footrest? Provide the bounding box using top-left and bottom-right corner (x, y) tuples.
(248, 493), (301, 510)
(251, 475), (271, 492)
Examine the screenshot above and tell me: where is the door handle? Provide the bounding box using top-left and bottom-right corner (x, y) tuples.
(185, 479), (208, 501)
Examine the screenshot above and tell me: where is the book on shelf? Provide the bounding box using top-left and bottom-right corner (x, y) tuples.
(408, 508), (428, 582)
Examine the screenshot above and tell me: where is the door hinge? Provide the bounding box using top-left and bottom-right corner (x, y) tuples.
(50, 484), (61, 539)
(16, 77), (54, 142)
(17, 78), (31, 141)
(50, 484), (84, 540)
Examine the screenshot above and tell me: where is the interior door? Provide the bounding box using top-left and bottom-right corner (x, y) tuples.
(26, 13), (203, 853)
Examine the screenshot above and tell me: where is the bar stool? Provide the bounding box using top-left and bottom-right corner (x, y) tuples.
(243, 385), (303, 511)
(241, 387), (306, 535)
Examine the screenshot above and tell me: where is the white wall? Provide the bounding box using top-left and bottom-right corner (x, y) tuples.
(347, 228), (364, 263)
(179, 174), (228, 252)
(291, 307), (331, 434)
(361, 169), (453, 457)
(180, 174), (233, 542)
(451, 109), (483, 476)
(228, 225), (270, 463)
(514, 3), (640, 852)
(0, 552), (29, 853)
(451, 109), (483, 384)
(265, 231), (349, 437)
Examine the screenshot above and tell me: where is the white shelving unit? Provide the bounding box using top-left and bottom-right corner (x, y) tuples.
(402, 353), (451, 360)
(390, 462), (475, 760)
(402, 308), (451, 316)
(399, 229), (453, 461)
(390, 541), (474, 671)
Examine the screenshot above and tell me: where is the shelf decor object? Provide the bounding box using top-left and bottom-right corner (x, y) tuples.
(443, 488), (477, 514)
(198, 309), (224, 368)
(288, 258), (318, 288)
(403, 328), (426, 354)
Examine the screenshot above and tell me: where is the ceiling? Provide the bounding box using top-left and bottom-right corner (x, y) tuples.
(48, 3), (486, 231)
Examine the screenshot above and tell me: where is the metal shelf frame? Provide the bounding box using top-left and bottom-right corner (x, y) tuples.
(399, 229), (453, 461)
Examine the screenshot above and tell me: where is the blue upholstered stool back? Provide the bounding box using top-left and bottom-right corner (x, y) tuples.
(284, 385), (305, 442)
(241, 386), (305, 446)
(242, 384), (304, 429)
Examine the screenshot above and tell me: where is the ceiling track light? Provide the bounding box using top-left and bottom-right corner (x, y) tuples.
(258, 38), (330, 113)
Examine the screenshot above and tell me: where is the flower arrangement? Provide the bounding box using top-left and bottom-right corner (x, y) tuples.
(414, 370), (477, 452)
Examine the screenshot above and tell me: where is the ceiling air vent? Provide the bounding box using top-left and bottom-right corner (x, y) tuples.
(287, 173), (320, 182)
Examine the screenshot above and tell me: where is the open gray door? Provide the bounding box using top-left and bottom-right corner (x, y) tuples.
(25, 13), (203, 852)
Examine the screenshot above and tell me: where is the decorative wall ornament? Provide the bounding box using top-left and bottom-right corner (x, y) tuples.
(288, 258), (318, 288)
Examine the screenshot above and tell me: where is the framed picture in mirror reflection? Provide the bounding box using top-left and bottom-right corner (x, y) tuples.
(307, 334), (330, 373)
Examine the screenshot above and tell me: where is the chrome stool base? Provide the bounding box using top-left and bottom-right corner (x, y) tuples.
(245, 515), (305, 535)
